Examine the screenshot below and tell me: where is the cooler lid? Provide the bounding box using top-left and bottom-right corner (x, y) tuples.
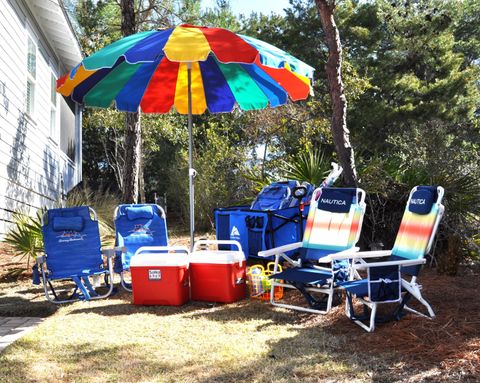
(130, 253), (189, 267)
(190, 250), (246, 264)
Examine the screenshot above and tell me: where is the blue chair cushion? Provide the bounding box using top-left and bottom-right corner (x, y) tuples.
(408, 187), (436, 215)
(317, 188), (355, 213)
(338, 279), (369, 297)
(300, 248), (337, 263)
(126, 206), (154, 220)
(270, 267), (331, 285)
(52, 216), (84, 232)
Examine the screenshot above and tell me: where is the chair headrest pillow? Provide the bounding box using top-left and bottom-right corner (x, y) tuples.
(317, 188), (355, 213)
(126, 205), (154, 220)
(408, 186), (437, 215)
(52, 216), (85, 232)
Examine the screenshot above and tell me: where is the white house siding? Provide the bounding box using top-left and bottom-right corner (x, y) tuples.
(0, 0), (82, 237)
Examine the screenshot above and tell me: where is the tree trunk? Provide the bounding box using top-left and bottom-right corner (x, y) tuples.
(120, 0), (141, 203)
(315, 0), (357, 186)
(120, 0), (137, 36)
(122, 112), (141, 203)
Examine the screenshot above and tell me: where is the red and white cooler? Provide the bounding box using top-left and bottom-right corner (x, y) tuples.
(130, 246), (190, 306)
(190, 240), (246, 303)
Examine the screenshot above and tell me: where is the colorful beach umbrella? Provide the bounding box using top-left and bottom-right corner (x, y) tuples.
(57, 24), (315, 246)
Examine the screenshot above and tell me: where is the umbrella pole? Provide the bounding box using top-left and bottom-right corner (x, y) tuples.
(187, 62), (195, 249)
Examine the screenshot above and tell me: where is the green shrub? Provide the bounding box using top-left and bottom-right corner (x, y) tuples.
(4, 210), (44, 276)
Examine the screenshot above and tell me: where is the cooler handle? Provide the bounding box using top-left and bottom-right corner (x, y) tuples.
(134, 246), (190, 257)
(192, 240), (245, 267)
(192, 240), (243, 254)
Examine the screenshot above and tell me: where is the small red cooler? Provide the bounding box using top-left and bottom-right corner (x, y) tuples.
(190, 240), (246, 303)
(130, 246), (190, 306)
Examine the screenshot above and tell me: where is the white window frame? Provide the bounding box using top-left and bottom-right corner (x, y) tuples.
(26, 32), (37, 118)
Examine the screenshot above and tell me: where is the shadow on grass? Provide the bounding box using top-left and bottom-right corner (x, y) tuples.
(67, 297), (221, 317)
(0, 296), (58, 318)
(0, 341), (173, 383)
(67, 296), (298, 326)
(185, 299), (304, 328)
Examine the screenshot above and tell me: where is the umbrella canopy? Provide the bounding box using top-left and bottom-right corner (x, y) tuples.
(57, 24), (315, 246)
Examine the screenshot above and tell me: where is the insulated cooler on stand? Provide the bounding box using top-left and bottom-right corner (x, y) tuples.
(130, 246), (190, 306)
(190, 240), (246, 303)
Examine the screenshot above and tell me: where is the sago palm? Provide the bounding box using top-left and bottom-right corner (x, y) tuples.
(280, 148), (331, 186)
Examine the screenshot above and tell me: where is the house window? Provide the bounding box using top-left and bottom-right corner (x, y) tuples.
(50, 73), (58, 141)
(26, 35), (36, 116)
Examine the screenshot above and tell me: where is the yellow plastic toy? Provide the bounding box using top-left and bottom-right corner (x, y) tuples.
(246, 262), (284, 301)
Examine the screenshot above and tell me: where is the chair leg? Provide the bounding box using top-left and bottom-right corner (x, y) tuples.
(343, 293), (378, 332)
(401, 279), (435, 319)
(120, 272), (133, 292)
(368, 304), (377, 332)
(270, 282), (333, 314)
(41, 258), (115, 304)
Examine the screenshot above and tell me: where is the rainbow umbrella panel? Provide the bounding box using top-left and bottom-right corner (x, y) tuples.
(57, 24), (315, 245)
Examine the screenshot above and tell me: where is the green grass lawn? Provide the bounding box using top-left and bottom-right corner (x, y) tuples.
(0, 255), (478, 383)
(0, 287), (379, 383)
(0, 276), (477, 383)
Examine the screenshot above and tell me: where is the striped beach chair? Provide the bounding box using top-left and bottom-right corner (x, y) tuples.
(258, 187), (366, 314)
(338, 186), (445, 332)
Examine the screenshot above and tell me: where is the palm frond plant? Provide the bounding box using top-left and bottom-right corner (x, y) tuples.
(4, 210), (44, 276)
(242, 169), (274, 198)
(279, 147), (331, 186)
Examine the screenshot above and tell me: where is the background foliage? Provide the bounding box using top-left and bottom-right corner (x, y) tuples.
(66, 0), (479, 273)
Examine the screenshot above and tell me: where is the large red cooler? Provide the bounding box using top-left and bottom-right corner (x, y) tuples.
(130, 246), (189, 306)
(190, 240), (246, 303)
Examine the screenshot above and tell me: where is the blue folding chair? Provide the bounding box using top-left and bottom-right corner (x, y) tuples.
(36, 206), (121, 304)
(114, 204), (168, 291)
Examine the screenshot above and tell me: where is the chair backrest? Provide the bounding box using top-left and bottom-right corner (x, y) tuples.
(251, 180), (300, 210)
(302, 187), (366, 254)
(114, 204), (168, 270)
(391, 186), (445, 260)
(42, 206), (103, 278)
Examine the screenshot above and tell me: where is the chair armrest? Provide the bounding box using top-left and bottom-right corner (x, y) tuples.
(134, 246), (190, 257)
(350, 250), (392, 259)
(353, 258), (426, 270)
(316, 247), (360, 263)
(257, 242), (302, 258)
(101, 246), (126, 257)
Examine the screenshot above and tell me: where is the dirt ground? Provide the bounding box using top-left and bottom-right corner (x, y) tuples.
(1, 242), (479, 382)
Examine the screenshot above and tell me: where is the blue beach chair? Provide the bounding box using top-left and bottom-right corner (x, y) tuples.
(37, 206), (121, 304)
(336, 186), (445, 332)
(259, 187), (366, 314)
(114, 204), (168, 291)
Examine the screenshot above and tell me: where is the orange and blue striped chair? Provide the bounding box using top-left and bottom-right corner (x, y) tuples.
(258, 187), (366, 314)
(337, 186), (445, 332)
